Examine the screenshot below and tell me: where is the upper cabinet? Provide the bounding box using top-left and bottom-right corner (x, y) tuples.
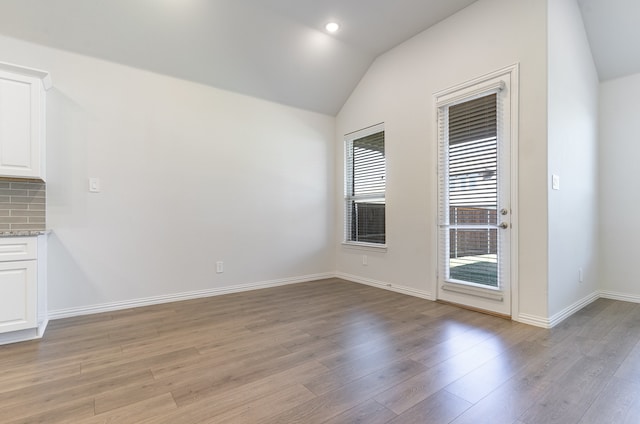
(0, 62), (51, 181)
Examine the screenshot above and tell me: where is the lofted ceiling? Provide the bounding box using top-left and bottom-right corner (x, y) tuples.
(0, 0), (636, 115)
(0, 0), (478, 115)
(577, 0), (640, 81)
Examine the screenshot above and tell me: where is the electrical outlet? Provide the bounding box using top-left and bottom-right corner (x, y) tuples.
(362, 255), (368, 266)
(216, 261), (224, 273)
(578, 267), (583, 283)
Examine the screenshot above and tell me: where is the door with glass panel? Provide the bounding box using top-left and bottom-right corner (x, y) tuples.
(436, 71), (514, 316)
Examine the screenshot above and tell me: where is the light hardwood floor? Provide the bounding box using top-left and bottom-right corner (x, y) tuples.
(1, 278), (639, 423)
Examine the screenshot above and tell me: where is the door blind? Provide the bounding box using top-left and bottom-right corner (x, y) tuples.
(438, 91), (502, 288)
(448, 94), (498, 214)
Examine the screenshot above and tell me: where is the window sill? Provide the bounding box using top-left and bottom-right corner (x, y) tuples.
(341, 242), (388, 252)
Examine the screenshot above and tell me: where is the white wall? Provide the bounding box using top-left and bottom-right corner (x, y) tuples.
(335, 0), (550, 320)
(547, 0), (600, 318)
(0, 0), (611, 324)
(0, 35), (336, 314)
(599, 72), (640, 301)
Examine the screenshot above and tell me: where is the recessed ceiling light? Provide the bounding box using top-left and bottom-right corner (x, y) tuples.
(325, 22), (340, 33)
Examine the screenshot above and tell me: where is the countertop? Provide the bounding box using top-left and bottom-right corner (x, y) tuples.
(0, 230), (50, 237)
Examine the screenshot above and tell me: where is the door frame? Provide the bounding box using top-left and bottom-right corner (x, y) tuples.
(432, 64), (519, 319)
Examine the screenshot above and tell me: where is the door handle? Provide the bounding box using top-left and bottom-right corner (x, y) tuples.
(498, 222), (509, 229)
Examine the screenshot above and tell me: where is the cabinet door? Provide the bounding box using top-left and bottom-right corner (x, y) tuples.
(0, 71), (43, 179)
(0, 260), (37, 333)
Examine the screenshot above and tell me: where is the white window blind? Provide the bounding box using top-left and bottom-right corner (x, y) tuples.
(449, 94), (498, 213)
(345, 124), (385, 245)
(438, 91), (502, 288)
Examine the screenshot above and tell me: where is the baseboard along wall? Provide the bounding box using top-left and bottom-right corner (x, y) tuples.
(48, 272), (637, 330)
(48, 272), (334, 320)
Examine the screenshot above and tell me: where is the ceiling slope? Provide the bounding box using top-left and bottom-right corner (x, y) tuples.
(577, 0), (640, 81)
(2, 0), (634, 112)
(0, 0), (478, 115)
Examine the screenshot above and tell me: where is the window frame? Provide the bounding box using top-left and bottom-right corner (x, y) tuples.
(343, 123), (387, 249)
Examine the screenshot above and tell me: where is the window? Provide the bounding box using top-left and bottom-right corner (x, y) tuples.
(445, 93), (499, 286)
(344, 123), (386, 246)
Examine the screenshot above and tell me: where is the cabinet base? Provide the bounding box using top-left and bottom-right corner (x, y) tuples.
(0, 319), (48, 345)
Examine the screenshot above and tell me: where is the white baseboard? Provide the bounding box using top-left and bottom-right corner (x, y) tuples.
(548, 291), (600, 328)
(516, 291), (600, 329)
(599, 290), (640, 304)
(515, 313), (551, 328)
(48, 272), (335, 320)
(335, 272), (435, 300)
(48, 272), (640, 331)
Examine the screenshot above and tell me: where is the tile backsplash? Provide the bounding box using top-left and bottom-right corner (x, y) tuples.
(0, 179), (46, 232)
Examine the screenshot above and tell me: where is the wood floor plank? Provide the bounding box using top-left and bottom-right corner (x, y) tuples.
(204, 384), (316, 424)
(150, 344), (291, 381)
(616, 338), (640, 382)
(0, 370), (154, 422)
(169, 348), (328, 408)
(92, 365), (224, 414)
(578, 376), (640, 424)
(374, 338), (504, 414)
(303, 349), (410, 396)
(133, 361), (327, 424)
(576, 299), (637, 340)
(519, 356), (612, 423)
(0, 337), (120, 369)
(452, 301), (640, 424)
(386, 390), (472, 424)
(75, 393), (178, 424)
(321, 399), (397, 424)
(81, 347), (201, 375)
(5, 398), (95, 424)
(132, 327), (248, 351)
(448, 324), (592, 423)
(519, 304), (640, 424)
(315, 321), (427, 369)
(407, 325), (499, 368)
(442, 339), (547, 404)
(261, 359), (426, 424)
(0, 362), (81, 394)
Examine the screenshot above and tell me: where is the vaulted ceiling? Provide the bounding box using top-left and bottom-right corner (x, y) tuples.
(0, 0), (636, 115)
(577, 0), (640, 81)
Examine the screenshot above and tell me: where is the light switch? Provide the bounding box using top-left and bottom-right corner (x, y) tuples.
(552, 174), (560, 191)
(89, 177), (101, 193)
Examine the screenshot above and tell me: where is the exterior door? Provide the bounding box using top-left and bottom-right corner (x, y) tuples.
(435, 67), (517, 317)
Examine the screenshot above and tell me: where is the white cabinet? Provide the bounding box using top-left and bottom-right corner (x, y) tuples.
(0, 62), (51, 181)
(0, 236), (48, 344)
(0, 260), (37, 332)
